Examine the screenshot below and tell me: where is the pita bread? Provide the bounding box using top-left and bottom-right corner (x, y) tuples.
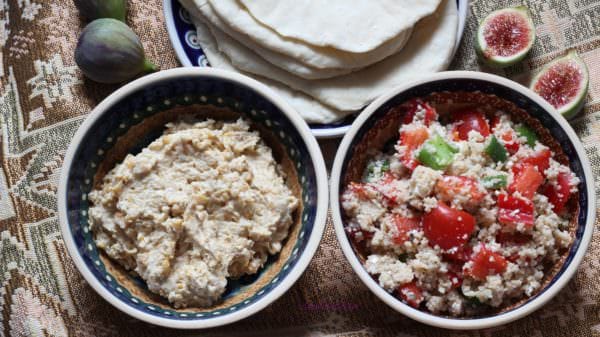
(238, 0), (441, 53)
(193, 0), (458, 111)
(183, 0), (360, 79)
(196, 0), (413, 70)
(190, 16), (353, 124)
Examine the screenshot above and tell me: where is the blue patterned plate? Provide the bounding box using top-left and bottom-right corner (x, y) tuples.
(163, 0), (469, 138)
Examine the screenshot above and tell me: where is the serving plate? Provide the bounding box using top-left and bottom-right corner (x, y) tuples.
(163, 0), (469, 138)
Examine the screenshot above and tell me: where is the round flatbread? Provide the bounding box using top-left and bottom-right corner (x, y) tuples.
(194, 0), (413, 70)
(237, 0), (441, 53)
(191, 17), (353, 124)
(184, 0), (359, 79)
(193, 0), (458, 111)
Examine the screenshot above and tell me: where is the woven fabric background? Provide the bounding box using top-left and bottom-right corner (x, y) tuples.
(1, 0), (599, 336)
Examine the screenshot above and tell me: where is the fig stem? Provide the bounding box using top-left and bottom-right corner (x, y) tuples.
(142, 59), (158, 73)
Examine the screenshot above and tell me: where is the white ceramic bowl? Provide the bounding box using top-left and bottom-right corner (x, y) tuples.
(330, 71), (595, 329)
(58, 67), (328, 329)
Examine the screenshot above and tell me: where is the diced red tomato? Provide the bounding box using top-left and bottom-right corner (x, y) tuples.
(443, 245), (473, 264)
(402, 99), (438, 126)
(393, 215), (421, 244)
(347, 182), (369, 199)
(399, 127), (429, 171)
(448, 271), (463, 290)
(507, 252), (521, 263)
(501, 131), (520, 154)
(396, 281), (424, 308)
(542, 172), (573, 214)
(522, 149), (551, 175)
(444, 246), (473, 276)
(423, 108), (438, 126)
(496, 231), (532, 244)
(497, 193), (535, 229)
(465, 245), (508, 280)
(447, 262), (465, 275)
(509, 164), (544, 199)
(400, 127), (430, 150)
(370, 173), (402, 204)
(451, 109), (491, 141)
(423, 202), (476, 250)
(436, 176), (485, 203)
(490, 115), (501, 130)
(502, 131), (521, 154)
(506, 253), (534, 264)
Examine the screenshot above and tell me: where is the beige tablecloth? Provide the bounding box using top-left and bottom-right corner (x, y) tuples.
(1, 0), (599, 336)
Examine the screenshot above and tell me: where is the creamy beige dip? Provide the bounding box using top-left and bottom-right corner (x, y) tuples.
(88, 119), (298, 308)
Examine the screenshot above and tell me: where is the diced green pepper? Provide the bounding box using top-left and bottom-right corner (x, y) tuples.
(482, 174), (508, 189)
(365, 159), (390, 182)
(366, 162), (376, 179)
(465, 296), (483, 306)
(516, 125), (538, 147)
(381, 159), (390, 172)
(485, 135), (508, 162)
(416, 135), (458, 170)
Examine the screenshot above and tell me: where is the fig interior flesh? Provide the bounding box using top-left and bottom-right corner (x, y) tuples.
(531, 50), (589, 119)
(476, 6), (535, 68)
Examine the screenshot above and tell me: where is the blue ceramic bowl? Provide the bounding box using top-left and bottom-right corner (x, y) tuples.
(330, 71), (595, 329)
(58, 68), (328, 329)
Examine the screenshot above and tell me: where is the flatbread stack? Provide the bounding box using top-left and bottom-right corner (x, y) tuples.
(179, 0), (458, 124)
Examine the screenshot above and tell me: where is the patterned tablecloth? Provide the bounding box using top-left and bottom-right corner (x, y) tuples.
(1, 0), (600, 336)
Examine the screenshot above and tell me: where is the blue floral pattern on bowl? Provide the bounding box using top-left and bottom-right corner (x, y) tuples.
(63, 75), (319, 319)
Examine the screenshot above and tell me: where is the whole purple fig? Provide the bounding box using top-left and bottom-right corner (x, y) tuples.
(74, 0), (128, 22)
(75, 18), (157, 84)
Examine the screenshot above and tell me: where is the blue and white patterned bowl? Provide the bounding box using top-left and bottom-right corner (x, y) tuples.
(58, 67), (328, 329)
(330, 71), (595, 330)
(162, 0), (470, 138)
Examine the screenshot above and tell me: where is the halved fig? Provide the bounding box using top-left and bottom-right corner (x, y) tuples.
(476, 6), (536, 68)
(530, 50), (589, 119)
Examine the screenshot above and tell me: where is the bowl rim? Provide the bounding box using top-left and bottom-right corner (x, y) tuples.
(329, 70), (596, 330)
(57, 67), (329, 329)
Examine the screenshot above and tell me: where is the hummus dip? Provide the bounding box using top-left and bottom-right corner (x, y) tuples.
(88, 118), (299, 308)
